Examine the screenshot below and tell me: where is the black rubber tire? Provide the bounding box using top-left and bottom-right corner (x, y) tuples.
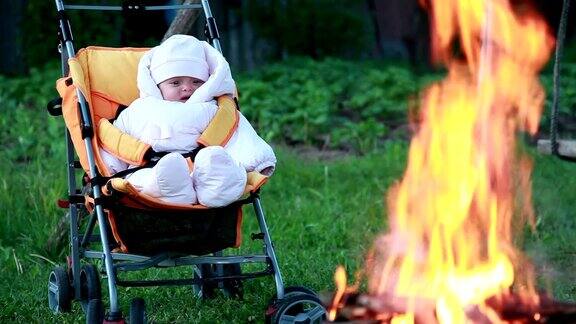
(85, 298), (104, 324)
(80, 264), (102, 311)
(129, 297), (147, 324)
(268, 294), (326, 324)
(222, 263), (243, 299)
(265, 286), (319, 321)
(48, 266), (72, 313)
(193, 264), (217, 299)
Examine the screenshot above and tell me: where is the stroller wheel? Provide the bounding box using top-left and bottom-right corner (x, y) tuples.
(193, 264), (217, 299)
(85, 298), (104, 324)
(222, 263), (243, 299)
(48, 266), (72, 313)
(80, 264), (102, 312)
(129, 297), (147, 324)
(265, 286), (319, 319)
(266, 294), (326, 324)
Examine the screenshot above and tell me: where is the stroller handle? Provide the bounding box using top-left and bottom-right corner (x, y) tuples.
(56, 1), (222, 53)
(62, 4), (203, 11)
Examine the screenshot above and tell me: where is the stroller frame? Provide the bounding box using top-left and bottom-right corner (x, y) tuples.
(51, 0), (288, 321)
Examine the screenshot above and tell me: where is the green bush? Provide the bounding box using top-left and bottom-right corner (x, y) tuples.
(4, 57), (573, 156)
(0, 65), (66, 251)
(237, 58), (428, 152)
(0, 63), (64, 163)
(1, 57), (425, 158)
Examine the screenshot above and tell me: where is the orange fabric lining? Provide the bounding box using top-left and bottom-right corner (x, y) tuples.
(91, 91), (125, 121)
(106, 210), (128, 252)
(98, 119), (151, 166)
(219, 97), (240, 145)
(234, 208), (243, 248)
(62, 47), (149, 176)
(251, 176), (268, 192)
(244, 171), (269, 194)
(196, 111), (238, 146)
(197, 96), (239, 147)
(83, 196), (128, 252)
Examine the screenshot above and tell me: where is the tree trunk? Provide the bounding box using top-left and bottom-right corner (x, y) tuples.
(163, 0), (202, 41)
(371, 0), (424, 62)
(0, 0), (27, 75)
(367, 0), (384, 57)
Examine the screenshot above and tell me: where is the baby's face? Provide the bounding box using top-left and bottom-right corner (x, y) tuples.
(158, 76), (205, 102)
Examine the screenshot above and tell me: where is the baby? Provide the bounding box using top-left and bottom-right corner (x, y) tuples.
(101, 35), (276, 207)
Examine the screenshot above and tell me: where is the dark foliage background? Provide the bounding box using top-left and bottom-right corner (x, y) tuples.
(19, 0), (372, 71)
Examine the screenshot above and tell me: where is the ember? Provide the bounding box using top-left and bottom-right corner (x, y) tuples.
(326, 0), (575, 323)
(328, 290), (576, 323)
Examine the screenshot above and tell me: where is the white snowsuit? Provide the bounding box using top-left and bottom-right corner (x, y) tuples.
(101, 39), (276, 206)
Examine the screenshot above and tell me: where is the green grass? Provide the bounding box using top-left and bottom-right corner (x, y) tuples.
(528, 153), (576, 300)
(1, 143), (576, 323)
(1, 60), (576, 323)
(0, 143), (407, 323)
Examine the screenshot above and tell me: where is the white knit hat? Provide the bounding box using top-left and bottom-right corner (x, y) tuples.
(149, 35), (210, 85)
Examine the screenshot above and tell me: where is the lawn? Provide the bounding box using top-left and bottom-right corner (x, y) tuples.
(0, 142), (405, 323)
(1, 60), (575, 323)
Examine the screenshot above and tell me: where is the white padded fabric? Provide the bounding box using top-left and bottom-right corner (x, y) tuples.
(127, 152), (197, 204)
(193, 146), (246, 207)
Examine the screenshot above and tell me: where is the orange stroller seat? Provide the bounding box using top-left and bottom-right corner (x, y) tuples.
(56, 46), (267, 254)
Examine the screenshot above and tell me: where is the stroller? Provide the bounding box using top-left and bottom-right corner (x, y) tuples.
(46, 1), (326, 323)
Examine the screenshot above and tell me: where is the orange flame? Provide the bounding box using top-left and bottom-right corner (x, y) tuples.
(329, 266), (348, 320)
(366, 0), (554, 322)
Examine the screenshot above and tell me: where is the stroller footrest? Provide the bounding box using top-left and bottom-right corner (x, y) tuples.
(116, 269), (274, 287)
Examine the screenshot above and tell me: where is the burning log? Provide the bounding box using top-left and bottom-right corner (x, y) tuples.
(485, 293), (576, 323)
(327, 291), (576, 323)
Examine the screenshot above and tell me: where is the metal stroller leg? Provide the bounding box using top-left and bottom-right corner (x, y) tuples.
(213, 250), (224, 289)
(65, 131), (82, 300)
(94, 202), (121, 316)
(253, 197), (285, 299)
(94, 205), (120, 314)
(55, 8), (122, 314)
(68, 204), (82, 299)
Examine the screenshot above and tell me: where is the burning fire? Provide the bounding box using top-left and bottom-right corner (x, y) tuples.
(330, 0), (554, 322)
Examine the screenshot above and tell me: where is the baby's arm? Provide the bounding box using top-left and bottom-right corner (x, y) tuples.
(103, 98), (218, 154)
(169, 100), (218, 133)
(96, 111), (130, 173)
(100, 148), (129, 173)
(147, 100), (218, 152)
